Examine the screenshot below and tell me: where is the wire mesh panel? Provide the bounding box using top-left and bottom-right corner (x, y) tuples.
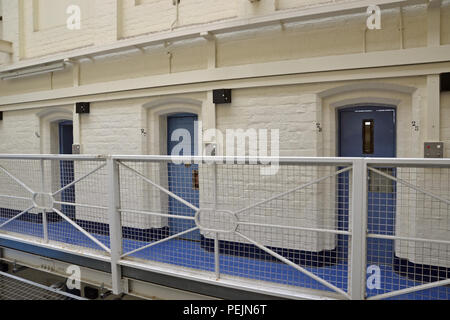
(0, 159), (43, 238)
(117, 157), (352, 298)
(0, 272), (84, 300)
(119, 160), (214, 272)
(366, 164), (450, 300)
(0, 156), (110, 256)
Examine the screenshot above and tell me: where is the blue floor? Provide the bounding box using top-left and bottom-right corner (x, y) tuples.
(0, 217), (448, 300)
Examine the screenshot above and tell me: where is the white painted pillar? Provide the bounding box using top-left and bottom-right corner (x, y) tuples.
(427, 0), (441, 48)
(426, 75), (440, 141)
(116, 0), (123, 40)
(202, 91), (216, 135)
(72, 62), (80, 87)
(425, 1), (441, 142)
(72, 63), (81, 151)
(314, 95), (323, 157)
(17, 0), (25, 61)
(203, 32), (216, 70)
(73, 105), (81, 149)
(140, 104), (148, 155)
(31, 0), (39, 32)
(201, 32), (217, 147)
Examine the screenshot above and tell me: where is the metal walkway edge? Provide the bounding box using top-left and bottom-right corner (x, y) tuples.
(0, 271), (85, 300)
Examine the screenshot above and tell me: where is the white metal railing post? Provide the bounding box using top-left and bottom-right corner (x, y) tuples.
(214, 232), (220, 280)
(107, 157), (123, 294)
(349, 159), (368, 300)
(40, 159), (48, 243)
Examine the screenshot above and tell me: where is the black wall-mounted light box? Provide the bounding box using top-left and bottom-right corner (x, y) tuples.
(76, 102), (90, 114)
(441, 73), (450, 92)
(0, 111), (3, 121)
(213, 89), (232, 104)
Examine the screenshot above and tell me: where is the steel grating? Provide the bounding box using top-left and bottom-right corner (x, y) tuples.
(0, 271), (85, 300)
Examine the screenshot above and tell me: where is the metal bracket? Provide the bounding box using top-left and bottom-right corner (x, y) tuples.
(12, 260), (28, 274)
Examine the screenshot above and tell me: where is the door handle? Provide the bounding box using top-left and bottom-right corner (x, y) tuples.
(192, 169), (199, 190)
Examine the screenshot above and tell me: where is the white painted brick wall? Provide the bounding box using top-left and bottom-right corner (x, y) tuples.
(21, 0), (95, 59)
(80, 101), (142, 155)
(278, 0), (358, 11)
(120, 0), (237, 39)
(0, 0), (6, 65)
(75, 100), (168, 228)
(0, 108), (40, 154)
(216, 88), (319, 157)
(198, 88), (336, 251)
(2, 0), (20, 63)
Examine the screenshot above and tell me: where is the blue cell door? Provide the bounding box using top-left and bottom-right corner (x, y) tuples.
(338, 106), (396, 265)
(167, 114), (200, 241)
(58, 121), (75, 219)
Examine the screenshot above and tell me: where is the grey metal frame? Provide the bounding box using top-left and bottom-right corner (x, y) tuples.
(0, 271), (86, 300)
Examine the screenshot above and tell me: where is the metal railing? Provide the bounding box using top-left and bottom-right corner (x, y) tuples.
(363, 159), (450, 300)
(0, 154), (448, 300)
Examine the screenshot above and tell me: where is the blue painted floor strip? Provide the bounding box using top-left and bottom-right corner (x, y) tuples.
(0, 218), (448, 299)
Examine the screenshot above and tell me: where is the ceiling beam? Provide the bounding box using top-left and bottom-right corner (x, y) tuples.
(427, 0), (441, 8)
(0, 0), (423, 73)
(0, 44), (449, 108)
